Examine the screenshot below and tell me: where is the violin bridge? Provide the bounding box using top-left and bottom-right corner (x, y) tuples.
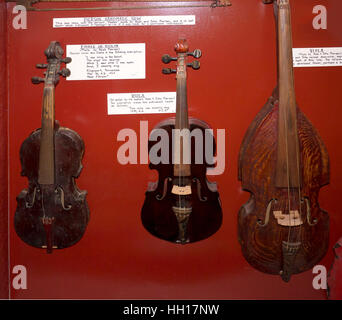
(172, 206), (192, 244)
(273, 210), (303, 226)
(171, 185), (192, 195)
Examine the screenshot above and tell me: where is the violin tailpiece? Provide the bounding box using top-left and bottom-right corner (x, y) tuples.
(41, 216), (56, 254)
(172, 206), (192, 244)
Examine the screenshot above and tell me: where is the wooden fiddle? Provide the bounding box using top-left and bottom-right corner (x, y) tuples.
(238, 0), (330, 282)
(141, 39), (222, 244)
(14, 41), (89, 253)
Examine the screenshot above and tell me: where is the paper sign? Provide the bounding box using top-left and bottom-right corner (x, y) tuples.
(293, 47), (342, 67)
(53, 15), (196, 28)
(107, 92), (176, 115)
(66, 43), (145, 80)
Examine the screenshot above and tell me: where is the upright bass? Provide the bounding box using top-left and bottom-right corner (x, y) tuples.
(238, 0), (330, 281)
(141, 39), (222, 244)
(15, 41), (90, 253)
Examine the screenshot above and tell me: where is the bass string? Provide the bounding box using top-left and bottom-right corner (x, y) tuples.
(283, 98), (293, 251)
(295, 117), (303, 246)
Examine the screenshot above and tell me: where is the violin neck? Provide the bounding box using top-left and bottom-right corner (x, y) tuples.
(38, 84), (55, 185)
(275, 0), (301, 188)
(174, 53), (191, 177)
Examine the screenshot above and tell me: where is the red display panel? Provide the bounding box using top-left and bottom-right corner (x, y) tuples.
(3, 0), (342, 299)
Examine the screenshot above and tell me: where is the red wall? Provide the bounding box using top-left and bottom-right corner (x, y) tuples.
(0, 0), (8, 300)
(5, 0), (342, 299)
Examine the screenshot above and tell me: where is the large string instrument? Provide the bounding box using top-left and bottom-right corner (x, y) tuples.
(238, 0), (330, 281)
(14, 41), (89, 253)
(141, 39), (222, 244)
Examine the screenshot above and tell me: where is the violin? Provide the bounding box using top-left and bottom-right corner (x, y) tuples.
(238, 0), (330, 282)
(14, 41), (89, 253)
(141, 39), (222, 244)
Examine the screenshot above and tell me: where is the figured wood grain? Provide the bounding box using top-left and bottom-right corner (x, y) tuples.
(238, 94), (329, 276)
(238, 0), (330, 280)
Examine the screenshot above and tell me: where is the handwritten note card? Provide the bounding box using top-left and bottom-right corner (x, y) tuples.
(53, 15), (195, 28)
(107, 92), (176, 115)
(66, 43), (145, 80)
(293, 47), (342, 67)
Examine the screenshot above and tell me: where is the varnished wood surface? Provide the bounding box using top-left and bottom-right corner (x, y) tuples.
(141, 117), (222, 243)
(14, 125), (90, 250)
(238, 89), (330, 277)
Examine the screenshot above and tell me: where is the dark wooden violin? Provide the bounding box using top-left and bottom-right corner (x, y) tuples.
(238, 0), (330, 282)
(141, 39), (222, 244)
(14, 41), (89, 253)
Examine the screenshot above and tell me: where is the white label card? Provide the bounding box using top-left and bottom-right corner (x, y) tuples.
(53, 15), (195, 28)
(107, 92), (176, 115)
(66, 43), (145, 81)
(293, 47), (342, 67)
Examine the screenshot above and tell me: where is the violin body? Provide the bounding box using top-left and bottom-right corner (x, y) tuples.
(238, 88), (329, 279)
(14, 123), (89, 250)
(141, 117), (222, 244)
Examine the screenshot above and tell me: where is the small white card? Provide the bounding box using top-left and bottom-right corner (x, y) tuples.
(53, 15), (196, 28)
(107, 92), (176, 115)
(293, 47), (342, 67)
(66, 43), (145, 80)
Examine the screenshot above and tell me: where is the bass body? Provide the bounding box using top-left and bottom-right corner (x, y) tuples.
(238, 88), (329, 279)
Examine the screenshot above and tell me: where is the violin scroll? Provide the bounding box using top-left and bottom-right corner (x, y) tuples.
(31, 41), (72, 86)
(162, 39), (201, 74)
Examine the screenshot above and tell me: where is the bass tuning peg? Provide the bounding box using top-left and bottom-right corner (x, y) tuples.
(187, 60), (200, 70)
(187, 49), (202, 59)
(36, 64), (48, 69)
(58, 68), (71, 78)
(162, 68), (176, 74)
(162, 54), (177, 64)
(61, 57), (72, 64)
(31, 77), (45, 84)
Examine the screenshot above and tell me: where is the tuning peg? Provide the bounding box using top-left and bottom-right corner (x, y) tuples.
(31, 77), (45, 84)
(187, 49), (202, 59)
(162, 68), (176, 74)
(36, 64), (48, 69)
(187, 61), (200, 70)
(61, 57), (72, 64)
(58, 68), (71, 78)
(162, 54), (177, 64)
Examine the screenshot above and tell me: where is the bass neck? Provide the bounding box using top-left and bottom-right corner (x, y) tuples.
(275, 0), (301, 188)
